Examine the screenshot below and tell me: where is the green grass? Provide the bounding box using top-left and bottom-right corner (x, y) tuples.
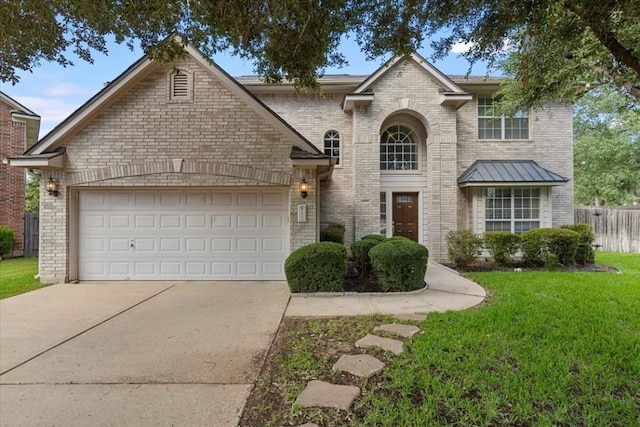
(0, 257), (48, 299)
(242, 252), (640, 426)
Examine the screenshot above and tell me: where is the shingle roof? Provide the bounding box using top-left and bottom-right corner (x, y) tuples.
(458, 160), (569, 186)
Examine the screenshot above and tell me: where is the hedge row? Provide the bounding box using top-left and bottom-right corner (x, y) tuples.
(285, 235), (428, 293)
(0, 226), (14, 256)
(446, 224), (595, 268)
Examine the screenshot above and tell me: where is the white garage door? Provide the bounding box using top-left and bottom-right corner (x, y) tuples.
(78, 189), (289, 280)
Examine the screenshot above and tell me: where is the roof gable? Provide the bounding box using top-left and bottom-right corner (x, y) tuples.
(351, 53), (467, 95)
(27, 39), (321, 157)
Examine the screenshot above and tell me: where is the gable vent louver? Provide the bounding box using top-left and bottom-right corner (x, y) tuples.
(173, 73), (189, 98)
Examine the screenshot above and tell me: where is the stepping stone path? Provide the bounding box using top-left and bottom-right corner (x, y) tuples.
(293, 314), (426, 420)
(333, 354), (386, 378)
(295, 380), (360, 410)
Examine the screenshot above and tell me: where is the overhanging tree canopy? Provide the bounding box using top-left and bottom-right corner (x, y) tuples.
(2, 0), (638, 108)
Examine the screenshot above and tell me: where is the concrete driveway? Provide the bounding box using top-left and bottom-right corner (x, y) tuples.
(0, 281), (290, 427)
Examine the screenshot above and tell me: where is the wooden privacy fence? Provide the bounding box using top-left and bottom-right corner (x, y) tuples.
(23, 213), (39, 257)
(575, 206), (640, 253)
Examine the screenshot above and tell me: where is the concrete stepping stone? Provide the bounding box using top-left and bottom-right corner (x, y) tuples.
(374, 323), (420, 338)
(394, 313), (428, 322)
(295, 380), (360, 410)
(333, 354), (386, 378)
(356, 334), (404, 355)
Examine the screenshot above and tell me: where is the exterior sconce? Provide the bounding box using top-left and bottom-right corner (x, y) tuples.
(300, 178), (308, 198)
(46, 176), (59, 197)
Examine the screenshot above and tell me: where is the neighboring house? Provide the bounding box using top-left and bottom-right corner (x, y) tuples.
(9, 43), (572, 284)
(0, 92), (40, 256)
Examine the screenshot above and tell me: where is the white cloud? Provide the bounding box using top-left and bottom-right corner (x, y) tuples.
(43, 82), (92, 97)
(14, 96), (82, 137)
(451, 40), (474, 54)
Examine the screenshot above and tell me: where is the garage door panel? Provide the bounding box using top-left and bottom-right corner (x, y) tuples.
(79, 189), (289, 280)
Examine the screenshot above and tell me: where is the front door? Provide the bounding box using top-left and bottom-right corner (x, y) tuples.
(392, 192), (419, 242)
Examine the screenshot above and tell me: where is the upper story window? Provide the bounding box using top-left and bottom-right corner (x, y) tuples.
(485, 187), (540, 233)
(478, 96), (529, 139)
(380, 125), (418, 171)
(323, 130), (340, 165)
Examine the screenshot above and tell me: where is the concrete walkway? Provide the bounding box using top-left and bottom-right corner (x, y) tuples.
(286, 262), (486, 317)
(0, 263), (484, 426)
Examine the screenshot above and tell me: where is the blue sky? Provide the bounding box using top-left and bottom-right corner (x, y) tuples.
(1, 36), (485, 138)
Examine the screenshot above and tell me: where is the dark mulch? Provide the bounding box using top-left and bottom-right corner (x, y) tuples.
(442, 260), (619, 273)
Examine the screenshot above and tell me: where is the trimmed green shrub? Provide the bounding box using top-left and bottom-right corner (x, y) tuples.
(0, 226), (15, 256)
(361, 234), (387, 242)
(351, 237), (384, 274)
(320, 222), (346, 245)
(369, 240), (429, 292)
(561, 223), (595, 264)
(285, 242), (347, 293)
(446, 229), (483, 268)
(484, 231), (522, 266)
(545, 252), (561, 271)
(385, 236), (413, 244)
(521, 228), (580, 266)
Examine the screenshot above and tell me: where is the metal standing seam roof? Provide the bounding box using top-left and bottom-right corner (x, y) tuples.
(458, 160), (569, 186)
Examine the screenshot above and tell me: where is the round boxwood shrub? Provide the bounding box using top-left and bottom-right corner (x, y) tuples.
(561, 223), (595, 264)
(285, 242), (347, 293)
(319, 222), (346, 244)
(351, 237), (384, 274)
(360, 234), (387, 242)
(0, 226), (15, 256)
(369, 239), (429, 292)
(521, 228), (580, 266)
(483, 231), (522, 266)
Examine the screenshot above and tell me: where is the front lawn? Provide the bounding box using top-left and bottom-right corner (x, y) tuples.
(0, 257), (47, 299)
(240, 252), (640, 426)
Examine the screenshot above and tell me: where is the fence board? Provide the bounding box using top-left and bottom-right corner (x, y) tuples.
(575, 206), (640, 253)
(23, 213), (39, 257)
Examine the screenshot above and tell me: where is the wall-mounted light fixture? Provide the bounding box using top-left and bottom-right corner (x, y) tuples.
(300, 178), (308, 199)
(46, 176), (59, 197)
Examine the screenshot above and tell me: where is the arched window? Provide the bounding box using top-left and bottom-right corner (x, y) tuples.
(380, 125), (418, 170)
(323, 130), (340, 165)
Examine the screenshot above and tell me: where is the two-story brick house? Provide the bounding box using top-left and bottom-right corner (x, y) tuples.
(1, 92), (40, 256)
(10, 44), (572, 283)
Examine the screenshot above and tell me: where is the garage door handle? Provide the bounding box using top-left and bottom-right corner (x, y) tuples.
(130, 240), (135, 248)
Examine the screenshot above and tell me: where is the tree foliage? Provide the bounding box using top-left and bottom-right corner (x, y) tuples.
(573, 86), (640, 206)
(1, 0), (639, 106)
(25, 172), (40, 213)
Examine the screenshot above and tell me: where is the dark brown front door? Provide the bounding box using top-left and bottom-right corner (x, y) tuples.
(392, 192), (419, 242)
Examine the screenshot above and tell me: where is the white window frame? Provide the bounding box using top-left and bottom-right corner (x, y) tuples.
(380, 124), (419, 172)
(323, 130), (341, 166)
(485, 187), (541, 234)
(477, 96), (529, 140)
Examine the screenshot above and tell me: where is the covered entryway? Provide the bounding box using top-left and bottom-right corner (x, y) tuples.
(78, 188), (289, 280)
(392, 192), (419, 241)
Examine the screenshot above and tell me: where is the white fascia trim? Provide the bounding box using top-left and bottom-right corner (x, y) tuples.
(8, 155), (65, 169)
(31, 59), (159, 155)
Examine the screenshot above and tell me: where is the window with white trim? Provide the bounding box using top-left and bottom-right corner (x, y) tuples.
(380, 125), (418, 170)
(323, 130), (340, 165)
(485, 187), (540, 233)
(478, 96), (529, 139)
(380, 192), (387, 235)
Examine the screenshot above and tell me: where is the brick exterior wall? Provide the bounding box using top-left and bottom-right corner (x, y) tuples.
(254, 59), (575, 262)
(38, 57), (317, 282)
(0, 100), (26, 255)
(37, 52), (575, 280)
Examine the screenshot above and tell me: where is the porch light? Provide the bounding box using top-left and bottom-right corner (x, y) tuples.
(46, 176), (59, 197)
(300, 178), (308, 198)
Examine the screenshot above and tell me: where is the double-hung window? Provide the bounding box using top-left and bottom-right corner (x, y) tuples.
(478, 96), (529, 139)
(485, 187), (540, 233)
